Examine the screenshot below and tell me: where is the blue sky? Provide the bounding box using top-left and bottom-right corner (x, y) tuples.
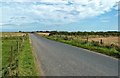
(0, 0), (119, 32)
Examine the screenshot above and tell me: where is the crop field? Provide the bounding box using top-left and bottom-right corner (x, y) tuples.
(40, 31), (120, 58)
(1, 33), (39, 76)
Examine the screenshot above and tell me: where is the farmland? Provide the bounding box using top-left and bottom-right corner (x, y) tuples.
(40, 31), (120, 58)
(86, 37), (119, 46)
(1, 33), (39, 76)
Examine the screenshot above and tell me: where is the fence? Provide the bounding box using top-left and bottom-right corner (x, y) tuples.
(2, 34), (27, 77)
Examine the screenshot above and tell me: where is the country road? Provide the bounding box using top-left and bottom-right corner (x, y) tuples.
(30, 34), (118, 76)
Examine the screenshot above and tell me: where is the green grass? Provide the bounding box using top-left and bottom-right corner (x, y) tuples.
(44, 35), (120, 58)
(18, 36), (38, 76)
(0, 37), (2, 77)
(2, 37), (19, 76)
(2, 38), (17, 70)
(2, 35), (39, 76)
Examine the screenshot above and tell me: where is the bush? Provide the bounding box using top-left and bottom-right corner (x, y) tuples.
(91, 40), (99, 46)
(115, 46), (120, 52)
(104, 45), (112, 49)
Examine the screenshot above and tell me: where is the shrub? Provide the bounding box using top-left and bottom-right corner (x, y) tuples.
(91, 40), (99, 46)
(115, 46), (120, 52)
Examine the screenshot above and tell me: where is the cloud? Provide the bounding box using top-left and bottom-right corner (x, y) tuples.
(1, 0), (120, 25)
(101, 20), (109, 23)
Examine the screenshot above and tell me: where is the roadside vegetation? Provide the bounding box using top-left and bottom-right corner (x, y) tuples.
(2, 33), (39, 76)
(38, 31), (120, 58)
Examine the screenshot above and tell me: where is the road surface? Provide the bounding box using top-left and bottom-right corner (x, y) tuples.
(30, 34), (118, 76)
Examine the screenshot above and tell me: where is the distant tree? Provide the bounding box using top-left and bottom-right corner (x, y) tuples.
(19, 31), (22, 32)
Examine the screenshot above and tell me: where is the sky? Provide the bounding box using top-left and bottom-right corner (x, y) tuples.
(0, 0), (120, 32)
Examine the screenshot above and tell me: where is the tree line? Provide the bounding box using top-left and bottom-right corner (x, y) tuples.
(47, 31), (120, 36)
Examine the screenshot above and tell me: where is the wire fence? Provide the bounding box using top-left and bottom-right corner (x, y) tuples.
(2, 34), (28, 77)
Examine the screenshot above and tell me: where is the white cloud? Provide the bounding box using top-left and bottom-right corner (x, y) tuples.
(31, 0), (120, 23)
(1, 0), (120, 25)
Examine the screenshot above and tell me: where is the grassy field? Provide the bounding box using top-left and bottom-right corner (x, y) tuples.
(2, 33), (39, 76)
(82, 37), (119, 46)
(40, 33), (120, 58)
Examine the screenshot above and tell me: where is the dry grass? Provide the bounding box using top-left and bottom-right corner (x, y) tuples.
(45, 35), (119, 46)
(37, 33), (50, 36)
(84, 36), (119, 46)
(2, 32), (26, 37)
(53, 35), (119, 46)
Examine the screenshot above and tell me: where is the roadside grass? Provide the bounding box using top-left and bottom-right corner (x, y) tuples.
(2, 33), (39, 76)
(44, 35), (120, 58)
(18, 35), (38, 76)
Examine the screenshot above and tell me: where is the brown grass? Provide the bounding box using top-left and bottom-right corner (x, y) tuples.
(58, 35), (119, 46)
(2, 32), (26, 37)
(87, 37), (119, 46)
(37, 33), (50, 36)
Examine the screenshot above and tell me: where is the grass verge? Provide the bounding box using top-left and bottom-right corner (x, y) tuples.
(18, 35), (39, 76)
(43, 35), (120, 59)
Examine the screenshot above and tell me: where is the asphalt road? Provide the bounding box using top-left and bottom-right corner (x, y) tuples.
(30, 34), (118, 76)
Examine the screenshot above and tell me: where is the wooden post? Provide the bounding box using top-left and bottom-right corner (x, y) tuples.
(16, 41), (19, 76)
(10, 46), (13, 76)
(100, 39), (103, 45)
(87, 37), (88, 42)
(16, 60), (18, 76)
(17, 41), (19, 53)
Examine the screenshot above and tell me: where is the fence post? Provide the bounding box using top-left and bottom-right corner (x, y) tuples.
(10, 46), (13, 76)
(100, 39), (103, 45)
(87, 37), (89, 42)
(16, 60), (18, 76)
(16, 41), (19, 76)
(17, 41), (19, 53)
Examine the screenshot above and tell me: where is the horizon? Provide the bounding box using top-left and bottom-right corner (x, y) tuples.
(0, 30), (120, 33)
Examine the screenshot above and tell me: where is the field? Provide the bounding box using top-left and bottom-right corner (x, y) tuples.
(40, 32), (120, 58)
(1, 33), (39, 76)
(37, 32), (50, 36)
(2, 32), (25, 37)
(87, 37), (119, 46)
(60, 35), (119, 46)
